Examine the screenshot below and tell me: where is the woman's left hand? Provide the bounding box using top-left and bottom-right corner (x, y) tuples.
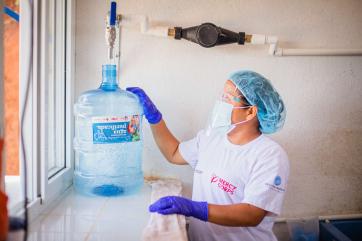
(149, 196), (208, 221)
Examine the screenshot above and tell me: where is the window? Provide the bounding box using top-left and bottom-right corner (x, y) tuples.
(44, 0), (67, 178)
(38, 0), (74, 205)
(3, 0), (75, 217)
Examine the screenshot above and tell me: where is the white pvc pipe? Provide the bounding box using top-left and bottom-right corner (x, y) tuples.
(249, 34), (362, 56)
(118, 19), (362, 56)
(248, 34), (279, 55)
(274, 48), (362, 56)
(120, 14), (169, 37)
(250, 34), (278, 45)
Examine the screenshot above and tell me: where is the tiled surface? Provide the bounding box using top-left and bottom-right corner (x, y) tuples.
(26, 182), (292, 241)
(29, 185), (152, 241)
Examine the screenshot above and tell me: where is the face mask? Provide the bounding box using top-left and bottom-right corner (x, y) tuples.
(206, 100), (252, 136)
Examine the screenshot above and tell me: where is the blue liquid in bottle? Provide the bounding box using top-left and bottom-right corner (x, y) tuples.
(73, 64), (144, 196)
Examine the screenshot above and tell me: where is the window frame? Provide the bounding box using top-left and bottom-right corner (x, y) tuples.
(38, 0), (74, 206)
(16, 0), (75, 220)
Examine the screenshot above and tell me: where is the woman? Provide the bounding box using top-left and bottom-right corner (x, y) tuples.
(127, 70), (289, 241)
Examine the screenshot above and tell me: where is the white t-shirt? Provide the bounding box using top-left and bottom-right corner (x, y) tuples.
(179, 130), (290, 241)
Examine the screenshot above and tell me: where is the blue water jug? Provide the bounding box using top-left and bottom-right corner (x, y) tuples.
(73, 64), (144, 196)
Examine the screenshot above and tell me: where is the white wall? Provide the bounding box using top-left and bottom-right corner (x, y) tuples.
(75, 0), (362, 218)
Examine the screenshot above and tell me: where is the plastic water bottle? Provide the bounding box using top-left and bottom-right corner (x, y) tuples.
(73, 64), (144, 196)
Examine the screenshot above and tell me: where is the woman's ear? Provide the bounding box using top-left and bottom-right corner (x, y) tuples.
(246, 106), (258, 120)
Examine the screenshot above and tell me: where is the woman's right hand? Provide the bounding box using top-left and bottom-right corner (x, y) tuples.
(127, 87), (186, 165)
(126, 87), (162, 124)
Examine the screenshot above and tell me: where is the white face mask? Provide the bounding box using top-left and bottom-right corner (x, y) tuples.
(206, 100), (252, 136)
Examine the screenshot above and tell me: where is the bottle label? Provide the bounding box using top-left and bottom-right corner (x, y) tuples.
(92, 115), (141, 144)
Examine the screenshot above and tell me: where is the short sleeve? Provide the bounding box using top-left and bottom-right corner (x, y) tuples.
(242, 146), (290, 216)
(178, 130), (204, 169)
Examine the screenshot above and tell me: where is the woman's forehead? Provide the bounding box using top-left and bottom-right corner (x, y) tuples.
(224, 80), (241, 94)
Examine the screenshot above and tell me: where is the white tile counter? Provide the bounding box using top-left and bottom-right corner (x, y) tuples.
(29, 185), (152, 241)
(25, 180), (290, 241)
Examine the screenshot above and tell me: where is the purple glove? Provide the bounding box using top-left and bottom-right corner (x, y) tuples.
(126, 87), (162, 124)
(149, 196), (208, 221)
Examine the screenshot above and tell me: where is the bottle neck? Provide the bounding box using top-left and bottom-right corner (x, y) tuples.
(100, 64), (118, 90)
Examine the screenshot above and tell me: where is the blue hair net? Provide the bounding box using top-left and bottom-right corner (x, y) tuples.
(229, 70), (286, 134)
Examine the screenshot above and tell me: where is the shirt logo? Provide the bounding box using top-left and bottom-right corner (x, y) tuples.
(274, 176), (281, 186)
(210, 173), (237, 195)
(265, 175), (285, 193)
